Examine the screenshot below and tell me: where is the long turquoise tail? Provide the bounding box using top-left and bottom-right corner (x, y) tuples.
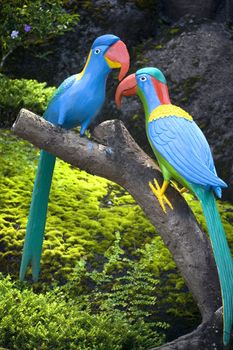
(20, 150), (56, 282)
(193, 185), (233, 345)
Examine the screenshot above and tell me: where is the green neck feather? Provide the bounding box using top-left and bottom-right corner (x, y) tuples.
(137, 88), (150, 123)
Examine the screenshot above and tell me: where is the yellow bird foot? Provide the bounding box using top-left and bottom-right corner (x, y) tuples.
(149, 179), (173, 213)
(171, 181), (188, 194)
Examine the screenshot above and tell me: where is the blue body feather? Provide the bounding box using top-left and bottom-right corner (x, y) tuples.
(44, 55), (110, 132)
(148, 116), (227, 195)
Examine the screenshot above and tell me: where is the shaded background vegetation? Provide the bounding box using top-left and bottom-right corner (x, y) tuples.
(0, 1), (233, 349)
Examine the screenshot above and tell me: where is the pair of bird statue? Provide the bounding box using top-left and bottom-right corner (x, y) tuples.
(19, 34), (232, 345)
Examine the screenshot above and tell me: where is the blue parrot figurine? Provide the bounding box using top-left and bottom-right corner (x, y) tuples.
(115, 67), (233, 345)
(20, 34), (130, 282)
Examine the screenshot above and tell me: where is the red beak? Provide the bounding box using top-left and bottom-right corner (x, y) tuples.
(105, 40), (130, 81)
(115, 73), (137, 108)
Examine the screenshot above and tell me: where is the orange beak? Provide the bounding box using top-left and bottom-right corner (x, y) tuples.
(105, 40), (130, 81)
(115, 73), (137, 108)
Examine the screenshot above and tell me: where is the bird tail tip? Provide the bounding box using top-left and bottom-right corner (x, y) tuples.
(19, 253), (41, 282)
(223, 330), (232, 346)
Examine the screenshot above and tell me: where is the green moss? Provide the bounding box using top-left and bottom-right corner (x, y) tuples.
(154, 44), (164, 50)
(180, 97), (188, 103)
(169, 28), (180, 35)
(1, 130), (232, 334)
(133, 0), (157, 10)
(182, 76), (204, 98)
(172, 76), (205, 106)
(0, 74), (56, 127)
(0, 274), (165, 350)
(0, 130), (156, 282)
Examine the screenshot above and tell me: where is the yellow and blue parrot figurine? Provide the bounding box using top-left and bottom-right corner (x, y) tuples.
(115, 67), (233, 345)
(20, 34), (130, 282)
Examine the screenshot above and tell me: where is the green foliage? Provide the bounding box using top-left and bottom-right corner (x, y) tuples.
(63, 233), (167, 325)
(133, 0), (157, 10)
(0, 130), (156, 282)
(0, 74), (55, 126)
(154, 44), (164, 50)
(169, 27), (180, 35)
(0, 130), (200, 332)
(0, 0), (79, 68)
(0, 274), (165, 350)
(1, 130), (233, 337)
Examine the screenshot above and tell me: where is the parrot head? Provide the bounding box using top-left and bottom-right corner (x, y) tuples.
(81, 34), (130, 81)
(115, 67), (171, 113)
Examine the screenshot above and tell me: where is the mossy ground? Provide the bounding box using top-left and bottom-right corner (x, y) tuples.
(0, 129), (232, 338)
(0, 130), (155, 282)
(0, 275), (165, 350)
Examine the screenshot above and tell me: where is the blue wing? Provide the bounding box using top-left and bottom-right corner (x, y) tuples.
(50, 74), (77, 101)
(148, 116), (227, 189)
(44, 74), (77, 116)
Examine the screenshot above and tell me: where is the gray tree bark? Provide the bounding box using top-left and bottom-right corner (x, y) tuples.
(12, 109), (231, 349)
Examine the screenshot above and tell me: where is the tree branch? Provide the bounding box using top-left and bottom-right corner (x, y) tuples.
(0, 48), (14, 70)
(150, 307), (231, 350)
(13, 109), (223, 347)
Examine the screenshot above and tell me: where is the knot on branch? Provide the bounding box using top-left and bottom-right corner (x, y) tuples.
(93, 119), (139, 150)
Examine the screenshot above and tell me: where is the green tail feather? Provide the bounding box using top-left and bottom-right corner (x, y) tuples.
(20, 150), (56, 282)
(192, 185), (233, 345)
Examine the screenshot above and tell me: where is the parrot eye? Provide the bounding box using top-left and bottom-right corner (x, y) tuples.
(94, 48), (101, 55)
(139, 76), (147, 82)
